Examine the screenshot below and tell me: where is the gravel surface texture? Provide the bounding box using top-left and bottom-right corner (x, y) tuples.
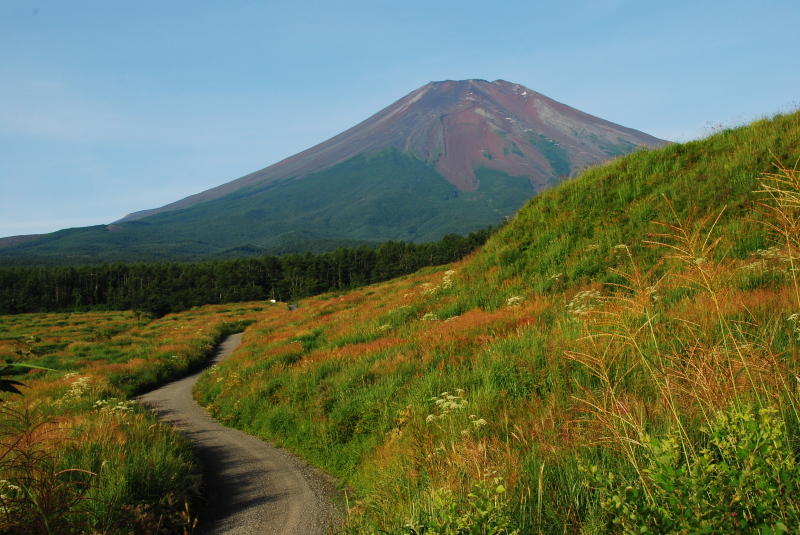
(138, 333), (341, 534)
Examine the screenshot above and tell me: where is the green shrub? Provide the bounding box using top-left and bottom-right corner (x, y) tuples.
(406, 474), (520, 535)
(586, 406), (800, 534)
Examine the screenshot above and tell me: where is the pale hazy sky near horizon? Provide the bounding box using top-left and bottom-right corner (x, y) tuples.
(1, 0), (798, 238)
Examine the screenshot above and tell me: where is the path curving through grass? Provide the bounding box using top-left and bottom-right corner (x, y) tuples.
(138, 333), (339, 535)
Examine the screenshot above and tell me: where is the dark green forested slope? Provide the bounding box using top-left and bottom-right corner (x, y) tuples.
(0, 149), (534, 266)
(0, 229), (492, 316)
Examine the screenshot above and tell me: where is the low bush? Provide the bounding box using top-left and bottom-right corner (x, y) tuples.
(587, 406), (800, 534)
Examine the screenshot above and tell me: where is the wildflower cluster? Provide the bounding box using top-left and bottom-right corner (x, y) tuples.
(62, 376), (91, 401)
(426, 390), (468, 422)
(422, 312), (439, 321)
(753, 246), (788, 260)
(422, 270), (457, 295)
(466, 415), (488, 432)
(0, 479), (23, 512)
(441, 270), (456, 289)
(506, 295), (524, 307)
(208, 364), (227, 384)
(425, 389), (488, 436)
(566, 290), (602, 318)
(94, 398), (136, 414)
(740, 246), (791, 274)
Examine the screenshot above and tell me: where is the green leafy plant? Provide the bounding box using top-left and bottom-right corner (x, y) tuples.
(0, 337), (55, 398)
(586, 406), (800, 534)
(406, 474), (520, 535)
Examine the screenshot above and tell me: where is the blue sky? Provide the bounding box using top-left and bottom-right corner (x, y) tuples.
(1, 0), (798, 238)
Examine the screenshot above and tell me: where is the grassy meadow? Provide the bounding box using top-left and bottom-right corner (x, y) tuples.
(0, 304), (265, 533)
(2, 108), (800, 534)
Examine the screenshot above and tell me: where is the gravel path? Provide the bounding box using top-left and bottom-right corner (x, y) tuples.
(138, 333), (340, 535)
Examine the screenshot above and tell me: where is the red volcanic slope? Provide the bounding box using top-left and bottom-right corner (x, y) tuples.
(118, 79), (667, 222)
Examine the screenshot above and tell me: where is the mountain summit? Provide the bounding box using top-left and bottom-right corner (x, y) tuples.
(119, 79), (666, 223)
(1, 80), (668, 265)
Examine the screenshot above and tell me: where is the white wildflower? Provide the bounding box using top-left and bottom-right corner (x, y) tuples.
(752, 246), (785, 260)
(567, 290), (602, 318)
(743, 247), (792, 275)
(421, 282), (436, 295)
(0, 479), (22, 501)
(422, 270), (457, 294)
(63, 377), (90, 401)
(506, 295), (524, 307)
(441, 270), (456, 289)
(471, 418), (487, 429)
(739, 260), (767, 272)
(95, 398), (136, 414)
(427, 389), (468, 422)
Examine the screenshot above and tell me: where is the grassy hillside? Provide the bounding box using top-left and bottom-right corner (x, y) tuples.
(0, 149), (534, 266)
(4, 110), (799, 533)
(188, 110), (800, 533)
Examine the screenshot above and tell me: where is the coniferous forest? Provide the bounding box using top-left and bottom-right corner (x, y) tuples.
(0, 229), (493, 316)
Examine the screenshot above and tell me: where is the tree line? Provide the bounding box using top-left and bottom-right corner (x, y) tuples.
(0, 229), (494, 316)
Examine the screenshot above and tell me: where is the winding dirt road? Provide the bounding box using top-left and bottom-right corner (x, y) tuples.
(138, 333), (339, 535)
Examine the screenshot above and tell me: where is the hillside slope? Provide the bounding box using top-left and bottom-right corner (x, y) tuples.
(0, 80), (666, 265)
(192, 110), (800, 532)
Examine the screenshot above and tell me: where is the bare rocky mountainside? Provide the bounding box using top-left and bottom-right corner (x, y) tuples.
(0, 79), (667, 265)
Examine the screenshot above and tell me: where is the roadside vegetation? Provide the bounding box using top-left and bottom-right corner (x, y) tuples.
(2, 108), (799, 533)
(190, 110), (800, 533)
(0, 304), (263, 533)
